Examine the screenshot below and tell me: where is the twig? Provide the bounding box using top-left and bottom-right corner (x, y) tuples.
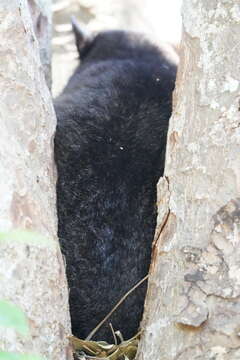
(85, 274), (149, 341)
(109, 323), (117, 345)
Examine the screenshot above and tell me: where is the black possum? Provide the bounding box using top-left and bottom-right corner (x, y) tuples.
(54, 20), (177, 342)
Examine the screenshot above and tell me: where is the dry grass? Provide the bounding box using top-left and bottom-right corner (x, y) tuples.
(70, 332), (140, 360)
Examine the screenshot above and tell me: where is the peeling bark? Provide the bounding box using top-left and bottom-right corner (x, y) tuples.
(137, 1), (240, 359)
(0, 1), (71, 359)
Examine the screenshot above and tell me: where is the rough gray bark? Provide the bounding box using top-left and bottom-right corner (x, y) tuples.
(137, 1), (240, 359)
(0, 1), (71, 359)
(28, 0), (52, 88)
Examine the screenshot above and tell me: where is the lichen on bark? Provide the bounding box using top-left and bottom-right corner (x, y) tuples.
(137, 1), (240, 359)
(0, 1), (71, 359)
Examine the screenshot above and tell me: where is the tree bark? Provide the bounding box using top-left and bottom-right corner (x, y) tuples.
(28, 0), (52, 88)
(0, 1), (71, 359)
(137, 0), (240, 359)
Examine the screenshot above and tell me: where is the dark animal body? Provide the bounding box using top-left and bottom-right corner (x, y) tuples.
(54, 25), (177, 342)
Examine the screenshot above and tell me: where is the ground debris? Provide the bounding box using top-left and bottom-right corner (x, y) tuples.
(69, 332), (140, 360)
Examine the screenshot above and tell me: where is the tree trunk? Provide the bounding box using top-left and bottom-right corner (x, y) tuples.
(0, 1), (71, 359)
(137, 0), (240, 359)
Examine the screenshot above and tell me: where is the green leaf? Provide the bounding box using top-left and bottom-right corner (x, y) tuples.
(0, 230), (54, 248)
(0, 352), (44, 360)
(0, 300), (29, 336)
